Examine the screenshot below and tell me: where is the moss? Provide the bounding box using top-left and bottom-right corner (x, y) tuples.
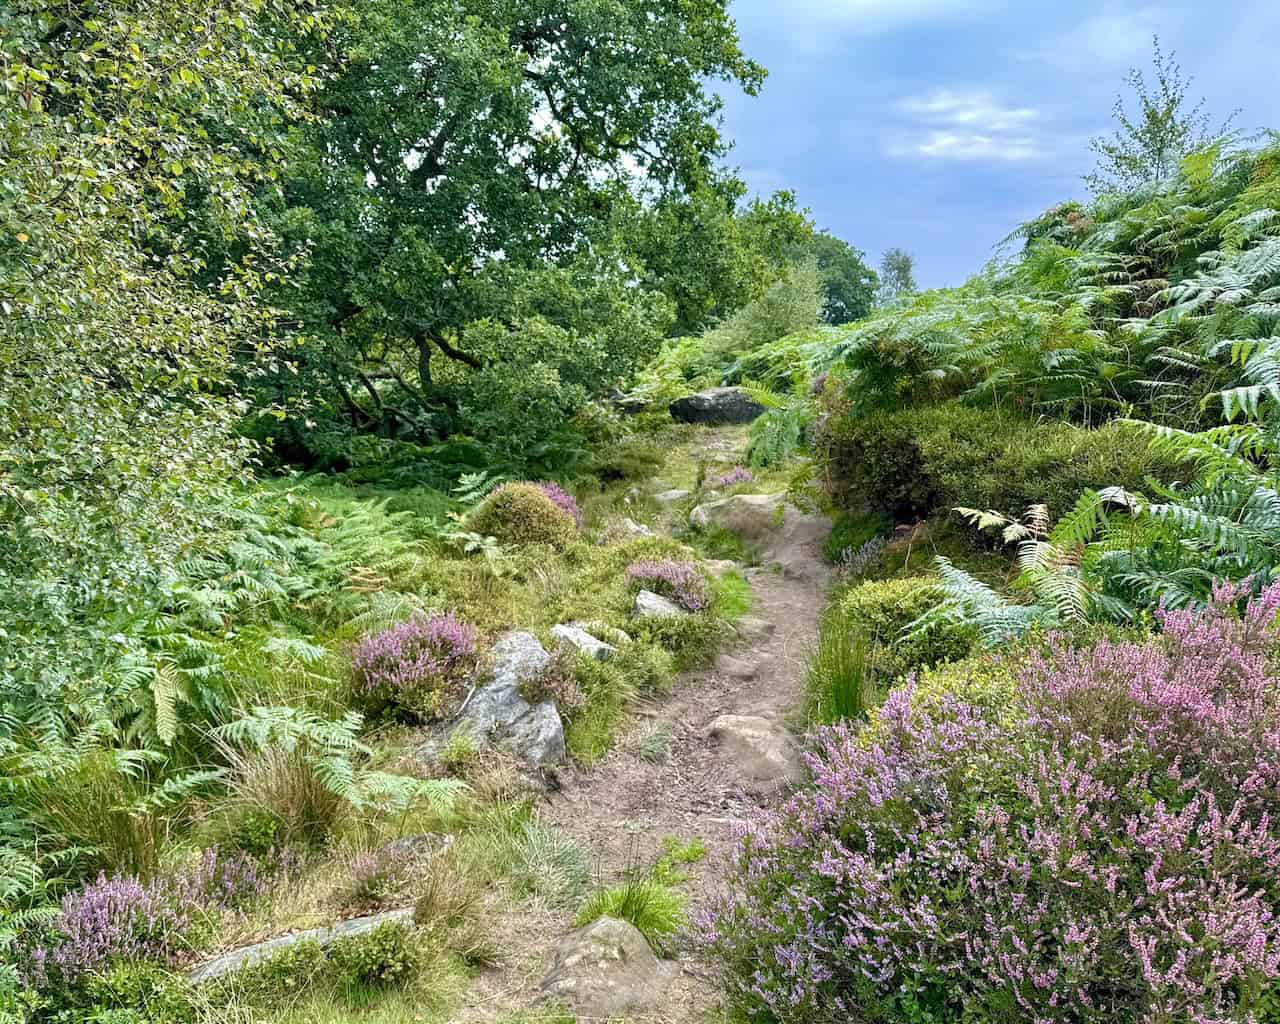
(467, 483), (577, 549)
(710, 570), (754, 623)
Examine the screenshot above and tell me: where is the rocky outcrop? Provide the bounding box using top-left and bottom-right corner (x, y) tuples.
(691, 493), (831, 581)
(551, 623), (617, 662)
(669, 387), (766, 425)
(634, 589), (686, 618)
(538, 916), (676, 1019)
(418, 632), (564, 768)
(707, 714), (804, 797)
(188, 908), (415, 984)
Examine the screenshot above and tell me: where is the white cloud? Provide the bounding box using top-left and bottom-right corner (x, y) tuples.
(889, 89), (1046, 162)
(762, 0), (988, 49)
(1018, 8), (1168, 70)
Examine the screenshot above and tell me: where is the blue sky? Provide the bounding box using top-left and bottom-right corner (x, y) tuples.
(718, 0), (1280, 288)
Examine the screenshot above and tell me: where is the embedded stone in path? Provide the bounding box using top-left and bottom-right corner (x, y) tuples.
(634, 589), (687, 618)
(653, 488), (691, 506)
(551, 623), (618, 662)
(538, 916), (676, 1019)
(735, 616), (776, 642)
(707, 714), (804, 797)
(188, 907), (415, 983)
(669, 386), (766, 425)
(418, 632), (565, 768)
(717, 653), (758, 681)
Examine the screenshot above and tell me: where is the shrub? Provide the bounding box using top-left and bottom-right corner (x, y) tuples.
(836, 576), (974, 679)
(709, 466), (754, 489)
(531, 481), (583, 529)
(351, 613), (478, 721)
(625, 559), (710, 612)
(467, 483), (578, 548)
(823, 509), (892, 564)
(702, 582), (1280, 1023)
(38, 962), (195, 1024)
(328, 922), (420, 990)
(520, 653), (588, 718)
(816, 401), (1186, 523)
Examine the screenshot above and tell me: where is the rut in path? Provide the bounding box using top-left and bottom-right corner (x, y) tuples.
(457, 458), (833, 1022)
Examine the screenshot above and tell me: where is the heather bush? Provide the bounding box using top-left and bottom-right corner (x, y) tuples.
(519, 653), (588, 719)
(710, 466), (754, 489)
(531, 481), (583, 529)
(466, 483), (578, 549)
(625, 559), (710, 612)
(702, 582), (1280, 1023)
(351, 613), (479, 721)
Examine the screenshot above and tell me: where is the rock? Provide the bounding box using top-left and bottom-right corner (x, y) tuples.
(735, 616), (776, 642)
(707, 714), (804, 797)
(380, 833), (452, 861)
(691, 493), (831, 581)
(418, 632), (565, 768)
(716, 654), (758, 681)
(539, 917), (676, 1019)
(669, 387), (766, 425)
(188, 907), (415, 984)
(634, 589), (686, 618)
(653, 488), (691, 506)
(704, 558), (738, 577)
(551, 623), (618, 662)
(607, 389), (649, 416)
(619, 517), (655, 538)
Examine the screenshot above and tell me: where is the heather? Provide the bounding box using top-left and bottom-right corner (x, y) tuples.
(351, 613), (479, 721)
(626, 559), (711, 612)
(702, 583), (1280, 1023)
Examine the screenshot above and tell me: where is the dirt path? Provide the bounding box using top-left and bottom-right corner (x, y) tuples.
(455, 434), (833, 1023)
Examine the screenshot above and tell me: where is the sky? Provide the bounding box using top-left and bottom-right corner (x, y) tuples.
(717, 0), (1280, 289)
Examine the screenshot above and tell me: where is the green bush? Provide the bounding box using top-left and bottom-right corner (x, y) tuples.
(823, 509), (892, 563)
(817, 402), (1186, 522)
(37, 963), (194, 1024)
(467, 484), (577, 549)
(836, 576), (974, 680)
(327, 922), (421, 990)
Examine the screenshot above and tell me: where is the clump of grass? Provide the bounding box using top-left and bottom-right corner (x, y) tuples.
(684, 522), (758, 564)
(805, 614), (872, 725)
(652, 836), (707, 885)
(465, 802), (589, 909)
(575, 875), (685, 956)
(710, 570), (753, 623)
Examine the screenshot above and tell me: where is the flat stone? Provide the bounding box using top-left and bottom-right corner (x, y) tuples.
(735, 616), (775, 642)
(717, 654), (758, 681)
(188, 907), (415, 983)
(551, 623), (617, 662)
(669, 387), (766, 425)
(707, 714), (804, 797)
(653, 489), (691, 506)
(618, 517), (655, 538)
(539, 916), (676, 1019)
(634, 589), (687, 618)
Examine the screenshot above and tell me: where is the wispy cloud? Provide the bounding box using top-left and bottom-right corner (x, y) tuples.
(1017, 8), (1168, 70)
(763, 0), (988, 49)
(888, 89), (1045, 162)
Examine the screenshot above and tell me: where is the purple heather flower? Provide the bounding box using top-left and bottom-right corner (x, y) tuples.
(352, 613), (478, 715)
(532, 481), (583, 528)
(626, 559), (709, 612)
(700, 581), (1280, 1023)
(710, 466), (754, 489)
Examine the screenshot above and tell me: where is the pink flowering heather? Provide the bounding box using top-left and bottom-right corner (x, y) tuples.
(531, 481), (582, 529)
(351, 612), (479, 720)
(626, 559), (710, 612)
(19, 847), (276, 987)
(710, 466), (754, 489)
(700, 581), (1280, 1023)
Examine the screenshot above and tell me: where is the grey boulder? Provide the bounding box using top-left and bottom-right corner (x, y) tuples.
(691, 493), (830, 581)
(634, 589), (686, 619)
(669, 387), (766, 425)
(539, 916), (676, 1019)
(551, 623), (617, 662)
(419, 631), (564, 768)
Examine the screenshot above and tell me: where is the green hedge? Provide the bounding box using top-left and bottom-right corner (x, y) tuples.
(817, 402), (1186, 522)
